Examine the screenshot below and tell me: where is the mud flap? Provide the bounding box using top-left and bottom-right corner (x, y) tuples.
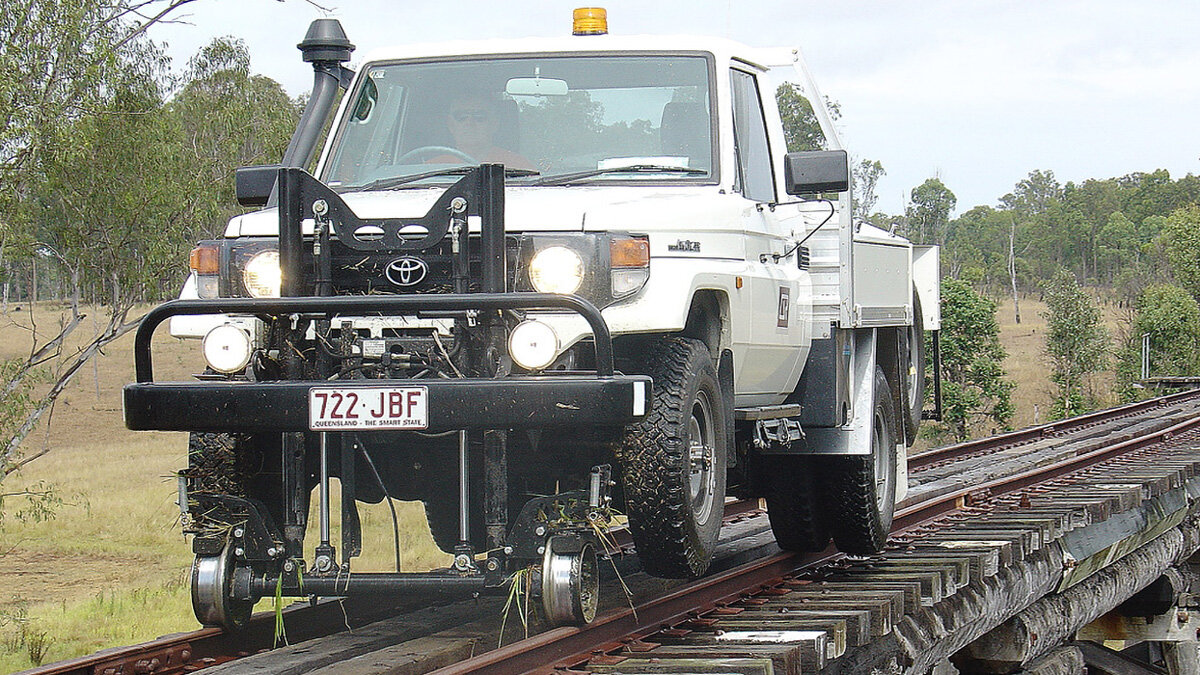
(803, 328), (876, 456)
(719, 349), (736, 467)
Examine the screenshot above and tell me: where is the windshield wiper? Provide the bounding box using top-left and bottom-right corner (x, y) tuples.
(530, 164), (706, 186)
(345, 166), (539, 193)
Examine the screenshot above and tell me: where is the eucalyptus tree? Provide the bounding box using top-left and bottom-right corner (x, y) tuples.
(906, 178), (956, 245)
(775, 83), (839, 152)
(852, 159), (885, 224)
(1043, 269), (1109, 418)
(1117, 284), (1200, 396)
(1163, 205), (1200, 302)
(167, 37), (302, 239)
(0, 0), (202, 511)
(934, 278), (1014, 440)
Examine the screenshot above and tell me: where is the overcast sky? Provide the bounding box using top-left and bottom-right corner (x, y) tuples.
(152, 0), (1200, 215)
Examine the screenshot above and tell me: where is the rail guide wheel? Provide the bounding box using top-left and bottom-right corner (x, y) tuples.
(191, 542), (254, 631)
(541, 535), (599, 626)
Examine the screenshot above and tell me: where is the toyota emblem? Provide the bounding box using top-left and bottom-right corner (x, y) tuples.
(385, 257), (429, 287)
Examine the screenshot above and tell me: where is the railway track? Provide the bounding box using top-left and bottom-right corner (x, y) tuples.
(22, 388), (1200, 675)
(907, 386), (1200, 472)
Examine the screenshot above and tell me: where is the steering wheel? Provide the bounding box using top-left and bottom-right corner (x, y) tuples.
(397, 145), (477, 164)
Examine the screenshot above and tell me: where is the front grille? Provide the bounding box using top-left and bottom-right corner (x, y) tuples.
(328, 237), (519, 295)
(797, 245), (811, 270)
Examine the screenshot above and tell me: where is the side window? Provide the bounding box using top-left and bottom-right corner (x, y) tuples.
(730, 70), (775, 204)
(773, 81), (829, 152)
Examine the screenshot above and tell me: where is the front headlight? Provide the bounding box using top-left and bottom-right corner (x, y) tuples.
(243, 250), (281, 298)
(529, 246), (584, 294)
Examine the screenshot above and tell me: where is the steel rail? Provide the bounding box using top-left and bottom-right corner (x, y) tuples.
(431, 412), (1200, 675)
(895, 414), (1200, 530)
(20, 501), (764, 675)
(908, 387), (1200, 472)
(431, 549), (836, 675)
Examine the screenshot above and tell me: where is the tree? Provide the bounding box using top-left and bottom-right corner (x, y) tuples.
(906, 178), (956, 245)
(0, 1), (204, 512)
(1, 30), (298, 511)
(941, 205), (1010, 290)
(1001, 169), (1063, 217)
(933, 278), (1014, 440)
(1117, 284), (1200, 398)
(1163, 205), (1200, 301)
(1000, 170), (1076, 282)
(0, 1), (199, 219)
(775, 83), (839, 153)
(852, 159), (885, 224)
(1043, 269), (1109, 418)
(167, 37), (301, 238)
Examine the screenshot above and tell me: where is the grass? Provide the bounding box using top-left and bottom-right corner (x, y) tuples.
(0, 291), (1126, 670)
(0, 303), (449, 671)
(997, 295), (1054, 430)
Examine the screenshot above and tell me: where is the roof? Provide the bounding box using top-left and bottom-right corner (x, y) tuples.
(357, 34), (799, 71)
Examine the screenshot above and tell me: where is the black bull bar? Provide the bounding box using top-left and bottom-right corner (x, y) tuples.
(123, 293), (650, 433)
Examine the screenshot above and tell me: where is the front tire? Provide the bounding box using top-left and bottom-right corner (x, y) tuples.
(184, 432), (284, 557)
(820, 366), (898, 555)
(620, 337), (727, 578)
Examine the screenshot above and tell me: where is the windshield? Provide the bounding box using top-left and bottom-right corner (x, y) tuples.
(322, 54), (715, 189)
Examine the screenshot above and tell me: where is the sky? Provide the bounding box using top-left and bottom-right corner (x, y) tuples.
(151, 0), (1200, 216)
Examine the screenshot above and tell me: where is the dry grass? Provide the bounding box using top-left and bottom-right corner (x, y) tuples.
(0, 303), (448, 670)
(996, 296), (1053, 429)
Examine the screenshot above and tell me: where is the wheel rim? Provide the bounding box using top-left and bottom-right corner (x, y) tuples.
(687, 389), (718, 526)
(541, 538), (599, 625)
(191, 542), (252, 630)
(873, 408), (894, 513)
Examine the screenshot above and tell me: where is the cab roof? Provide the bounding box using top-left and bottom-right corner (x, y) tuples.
(357, 35), (797, 72)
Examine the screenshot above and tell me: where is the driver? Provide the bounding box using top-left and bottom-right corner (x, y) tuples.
(430, 92), (535, 170)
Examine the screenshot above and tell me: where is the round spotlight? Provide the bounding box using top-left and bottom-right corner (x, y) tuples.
(529, 246), (584, 294)
(203, 324), (252, 374)
(243, 250), (281, 298)
(508, 320), (559, 371)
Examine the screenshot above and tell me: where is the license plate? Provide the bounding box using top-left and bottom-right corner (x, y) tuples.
(308, 387), (428, 431)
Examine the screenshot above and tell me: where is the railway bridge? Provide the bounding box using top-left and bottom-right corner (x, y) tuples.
(25, 390), (1200, 675)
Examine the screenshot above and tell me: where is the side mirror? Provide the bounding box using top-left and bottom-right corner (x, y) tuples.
(235, 165), (281, 207)
(784, 150), (848, 196)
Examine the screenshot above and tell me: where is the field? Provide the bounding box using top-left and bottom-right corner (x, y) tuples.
(0, 293), (1118, 670)
(0, 305), (453, 670)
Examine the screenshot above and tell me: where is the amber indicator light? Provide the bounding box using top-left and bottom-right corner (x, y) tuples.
(190, 244), (220, 274)
(611, 237), (650, 267)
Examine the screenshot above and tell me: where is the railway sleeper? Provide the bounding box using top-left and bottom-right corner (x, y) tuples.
(635, 639), (824, 673)
(868, 553), (975, 586)
(810, 576), (935, 607)
(734, 590), (903, 638)
(586, 439), (1200, 675)
(931, 526), (1043, 556)
(879, 548), (998, 581)
(701, 617), (849, 660)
